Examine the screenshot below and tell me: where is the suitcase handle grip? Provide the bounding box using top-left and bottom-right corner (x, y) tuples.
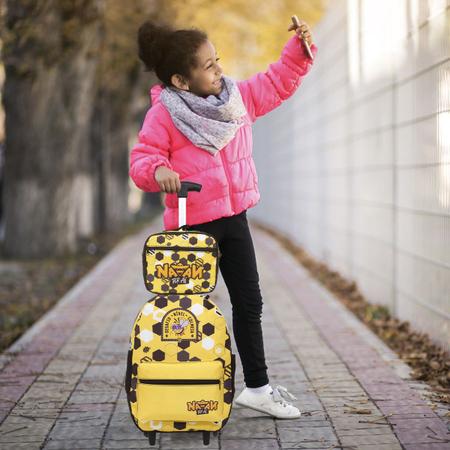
(178, 181), (202, 198)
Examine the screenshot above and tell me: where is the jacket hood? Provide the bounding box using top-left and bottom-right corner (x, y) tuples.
(150, 83), (164, 105)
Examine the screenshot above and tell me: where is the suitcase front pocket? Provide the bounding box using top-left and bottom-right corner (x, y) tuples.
(143, 246), (219, 294)
(136, 361), (224, 422)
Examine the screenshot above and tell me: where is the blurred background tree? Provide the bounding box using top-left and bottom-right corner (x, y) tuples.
(0, 0), (324, 258)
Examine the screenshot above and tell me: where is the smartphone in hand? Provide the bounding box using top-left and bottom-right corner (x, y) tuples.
(291, 15), (314, 60)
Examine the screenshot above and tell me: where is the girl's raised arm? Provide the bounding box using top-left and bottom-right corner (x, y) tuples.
(237, 33), (318, 123)
(129, 107), (174, 193)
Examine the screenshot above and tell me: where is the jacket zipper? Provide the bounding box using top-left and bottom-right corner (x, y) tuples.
(138, 379), (220, 385)
(219, 150), (235, 214)
(146, 246), (216, 252)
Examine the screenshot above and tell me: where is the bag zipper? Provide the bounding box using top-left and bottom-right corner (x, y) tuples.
(146, 246), (217, 252)
(138, 379), (220, 385)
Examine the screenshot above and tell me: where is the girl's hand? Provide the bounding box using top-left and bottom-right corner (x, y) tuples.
(154, 165), (181, 193)
(288, 18), (313, 47)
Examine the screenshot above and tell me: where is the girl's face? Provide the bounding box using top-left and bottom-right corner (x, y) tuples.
(172, 40), (224, 97)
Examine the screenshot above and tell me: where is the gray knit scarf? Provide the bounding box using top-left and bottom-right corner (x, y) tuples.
(159, 74), (247, 155)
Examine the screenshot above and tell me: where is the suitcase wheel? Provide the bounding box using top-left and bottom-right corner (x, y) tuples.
(145, 430), (215, 446)
(147, 431), (157, 446)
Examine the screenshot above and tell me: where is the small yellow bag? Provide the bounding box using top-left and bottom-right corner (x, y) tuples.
(143, 229), (219, 295)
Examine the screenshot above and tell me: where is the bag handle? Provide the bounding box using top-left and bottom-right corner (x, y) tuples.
(178, 181), (202, 228)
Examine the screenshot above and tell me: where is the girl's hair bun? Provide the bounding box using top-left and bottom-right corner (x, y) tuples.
(137, 21), (173, 72)
(137, 20), (208, 87)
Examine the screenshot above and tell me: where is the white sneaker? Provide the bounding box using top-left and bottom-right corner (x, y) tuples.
(234, 384), (302, 419)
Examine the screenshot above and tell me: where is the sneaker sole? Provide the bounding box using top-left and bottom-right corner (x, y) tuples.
(234, 398), (302, 419)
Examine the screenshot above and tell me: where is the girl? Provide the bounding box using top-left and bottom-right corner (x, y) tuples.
(129, 19), (317, 419)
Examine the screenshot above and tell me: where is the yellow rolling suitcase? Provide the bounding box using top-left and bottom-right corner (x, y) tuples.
(125, 182), (236, 446)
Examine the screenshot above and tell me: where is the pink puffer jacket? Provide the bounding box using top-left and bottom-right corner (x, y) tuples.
(129, 34), (318, 230)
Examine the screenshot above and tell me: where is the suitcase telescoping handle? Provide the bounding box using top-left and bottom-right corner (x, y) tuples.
(177, 181), (202, 228)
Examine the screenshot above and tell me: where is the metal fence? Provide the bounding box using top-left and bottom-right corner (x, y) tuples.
(250, 0), (450, 352)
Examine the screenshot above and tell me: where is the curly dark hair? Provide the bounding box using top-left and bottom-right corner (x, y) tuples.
(137, 20), (208, 87)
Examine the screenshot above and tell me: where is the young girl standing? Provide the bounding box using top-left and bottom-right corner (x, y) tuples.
(129, 18), (317, 419)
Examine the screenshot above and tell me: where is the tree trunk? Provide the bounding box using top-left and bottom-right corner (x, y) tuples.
(90, 78), (138, 235)
(2, 0), (104, 258)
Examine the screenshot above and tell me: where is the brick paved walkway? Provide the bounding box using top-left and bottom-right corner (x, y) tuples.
(0, 215), (449, 449)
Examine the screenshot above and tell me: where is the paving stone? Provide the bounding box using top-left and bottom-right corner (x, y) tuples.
(221, 438), (279, 449)
(275, 418), (330, 428)
(373, 402), (440, 419)
(221, 418), (277, 439)
(280, 444), (336, 449)
(404, 444), (450, 450)
(68, 390), (119, 405)
(160, 430), (219, 449)
(0, 443), (42, 450)
(278, 426), (338, 447)
(0, 417), (55, 444)
(104, 438), (157, 449)
(340, 432), (403, 446)
(352, 446), (403, 450)
(44, 438), (102, 449)
(392, 418), (450, 445)
(55, 411), (110, 427)
(46, 423), (106, 440)
(331, 416), (392, 430)
(338, 425), (403, 436)
(104, 423), (150, 441)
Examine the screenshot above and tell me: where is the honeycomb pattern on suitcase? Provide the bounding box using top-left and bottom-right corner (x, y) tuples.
(126, 293), (234, 433)
(143, 231), (219, 295)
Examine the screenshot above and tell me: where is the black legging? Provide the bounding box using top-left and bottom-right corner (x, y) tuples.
(186, 209), (269, 388)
